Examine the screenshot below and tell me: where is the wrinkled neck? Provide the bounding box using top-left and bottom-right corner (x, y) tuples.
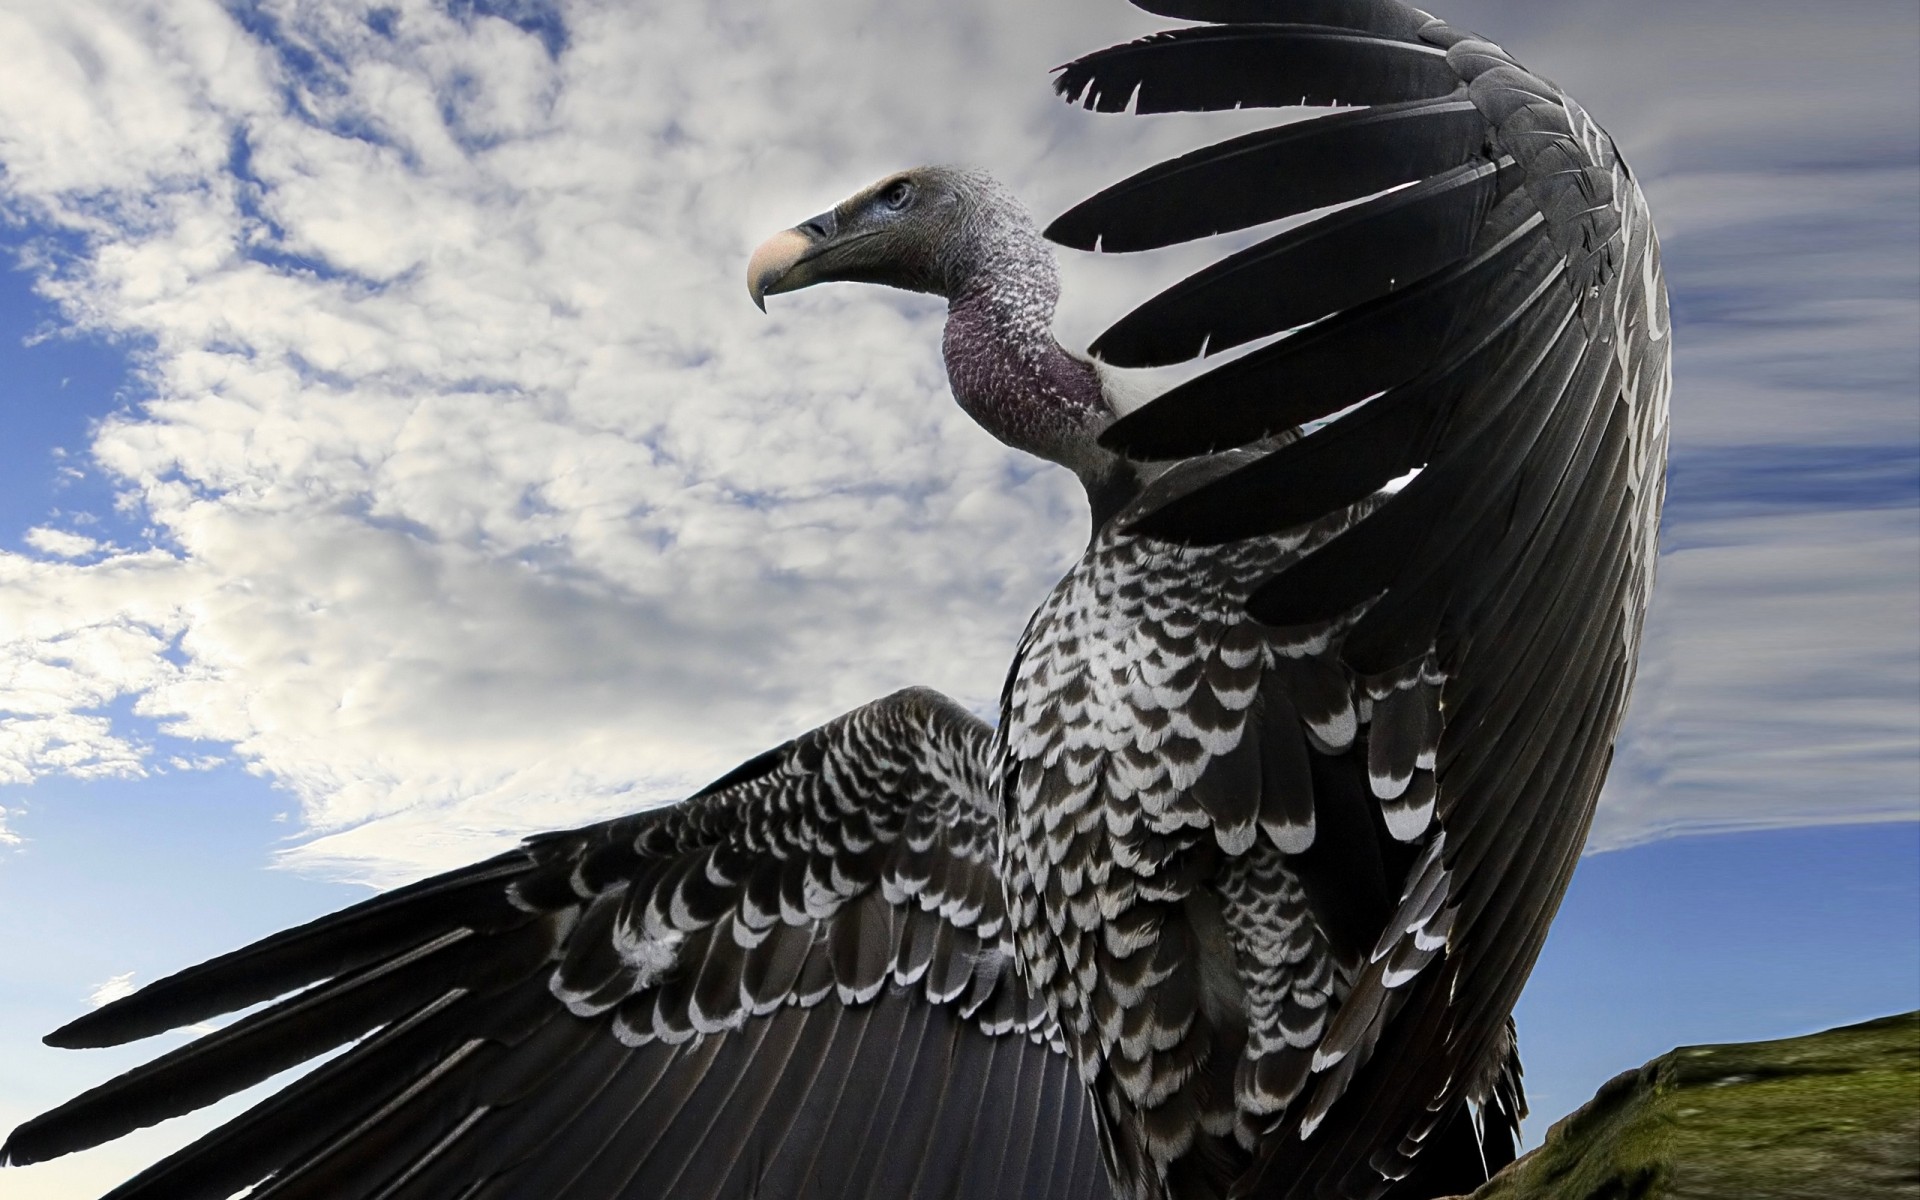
(941, 278), (1112, 478)
(931, 184), (1142, 528)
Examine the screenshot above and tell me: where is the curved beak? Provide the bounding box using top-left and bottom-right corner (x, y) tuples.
(747, 209), (838, 312)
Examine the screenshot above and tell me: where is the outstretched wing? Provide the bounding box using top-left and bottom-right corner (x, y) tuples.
(3, 688), (1111, 1200)
(1052, 1), (1668, 1196)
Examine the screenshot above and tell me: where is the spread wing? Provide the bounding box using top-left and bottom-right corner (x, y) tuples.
(3, 688), (1111, 1200)
(1051, 1), (1669, 1196)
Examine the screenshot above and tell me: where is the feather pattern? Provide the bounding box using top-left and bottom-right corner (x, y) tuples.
(999, 481), (1406, 1198)
(3, 690), (1106, 1200)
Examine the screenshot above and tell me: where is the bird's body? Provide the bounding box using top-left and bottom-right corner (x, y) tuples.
(4, 3), (1669, 1198)
(1001, 495), (1371, 1198)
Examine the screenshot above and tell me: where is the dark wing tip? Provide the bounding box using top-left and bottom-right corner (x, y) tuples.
(3, 1101), (88, 1168)
(0, 1132), (31, 1168)
(1098, 393), (1235, 461)
(1042, 208), (1101, 253)
(1050, 45), (1143, 115)
(31, 854), (535, 1051)
(1053, 27), (1458, 119)
(1129, 0), (1439, 40)
(42, 1017), (115, 1052)
(1085, 320), (1204, 370)
(1046, 100), (1491, 257)
(1121, 473), (1276, 546)
(41, 986), (190, 1051)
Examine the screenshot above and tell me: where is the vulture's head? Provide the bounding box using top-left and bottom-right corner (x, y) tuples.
(748, 166), (1049, 310)
(748, 166), (1131, 515)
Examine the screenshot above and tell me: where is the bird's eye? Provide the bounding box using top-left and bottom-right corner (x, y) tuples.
(881, 180), (914, 211)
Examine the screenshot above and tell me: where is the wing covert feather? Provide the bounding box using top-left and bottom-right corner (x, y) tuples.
(4, 688), (1110, 1200)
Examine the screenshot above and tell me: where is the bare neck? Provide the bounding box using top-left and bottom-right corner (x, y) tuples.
(931, 186), (1143, 528)
(946, 289), (1138, 520)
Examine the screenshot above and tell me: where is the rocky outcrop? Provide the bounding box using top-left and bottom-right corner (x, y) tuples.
(1451, 1012), (1919, 1199)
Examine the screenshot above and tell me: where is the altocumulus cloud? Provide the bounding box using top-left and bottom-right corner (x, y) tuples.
(0, 0), (1914, 881)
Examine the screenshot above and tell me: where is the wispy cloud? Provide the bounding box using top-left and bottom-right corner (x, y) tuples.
(1596, 506), (1920, 850)
(0, 0), (1912, 882)
(0, 0), (1148, 882)
(86, 971), (137, 1009)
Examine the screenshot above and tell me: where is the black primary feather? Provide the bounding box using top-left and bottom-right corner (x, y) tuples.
(44, 856), (533, 1051)
(1089, 158), (1512, 368)
(1129, 0), (1438, 39)
(1046, 99), (1488, 253)
(1055, 26), (1459, 116)
(1095, 204), (1543, 460)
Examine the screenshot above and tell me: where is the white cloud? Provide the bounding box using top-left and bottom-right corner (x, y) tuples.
(1596, 506), (1920, 850)
(86, 972), (138, 1009)
(22, 529), (101, 559)
(0, 0), (1151, 883)
(0, 0), (1912, 884)
(0, 549), (195, 785)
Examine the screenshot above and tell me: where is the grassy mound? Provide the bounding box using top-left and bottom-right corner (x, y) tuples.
(1459, 1012), (1919, 1199)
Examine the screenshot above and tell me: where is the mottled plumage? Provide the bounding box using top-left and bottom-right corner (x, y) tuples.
(6, 2), (1667, 1198)
(999, 494), (1375, 1195)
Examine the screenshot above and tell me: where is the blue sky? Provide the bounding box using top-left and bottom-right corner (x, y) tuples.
(0, 0), (1916, 1195)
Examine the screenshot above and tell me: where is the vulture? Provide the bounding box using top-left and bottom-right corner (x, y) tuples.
(3, 1), (1669, 1198)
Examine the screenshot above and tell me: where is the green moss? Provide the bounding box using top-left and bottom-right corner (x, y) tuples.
(1463, 1013), (1920, 1200)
